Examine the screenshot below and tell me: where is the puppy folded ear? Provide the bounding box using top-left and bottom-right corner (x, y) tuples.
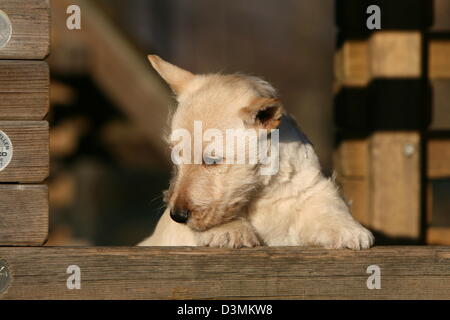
(147, 54), (194, 95)
(240, 98), (283, 129)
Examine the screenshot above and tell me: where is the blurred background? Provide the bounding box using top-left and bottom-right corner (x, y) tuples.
(45, 0), (450, 246)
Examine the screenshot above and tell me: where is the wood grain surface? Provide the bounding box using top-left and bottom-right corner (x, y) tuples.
(0, 184), (48, 245)
(427, 228), (450, 246)
(369, 32), (422, 78)
(428, 138), (450, 179)
(0, 121), (48, 182)
(429, 39), (450, 79)
(0, 61), (49, 120)
(0, 0), (50, 59)
(338, 177), (370, 227)
(0, 246), (449, 299)
(334, 139), (368, 178)
(335, 32), (422, 87)
(334, 40), (369, 87)
(370, 132), (421, 239)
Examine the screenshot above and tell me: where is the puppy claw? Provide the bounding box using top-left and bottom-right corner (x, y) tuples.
(319, 223), (374, 250)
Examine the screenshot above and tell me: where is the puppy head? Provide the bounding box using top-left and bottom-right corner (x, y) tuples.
(148, 55), (283, 231)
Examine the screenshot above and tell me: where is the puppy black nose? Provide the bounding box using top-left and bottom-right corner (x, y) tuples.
(170, 208), (190, 223)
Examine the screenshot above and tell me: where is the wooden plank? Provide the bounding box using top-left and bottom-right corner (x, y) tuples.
(338, 177), (370, 227)
(426, 182), (433, 225)
(335, 32), (422, 86)
(431, 80), (450, 130)
(0, 61), (49, 120)
(335, 135), (450, 235)
(428, 138), (450, 179)
(335, 135), (446, 231)
(370, 132), (421, 239)
(0, 121), (48, 182)
(334, 40), (369, 87)
(0, 0), (50, 59)
(433, 0), (450, 31)
(0, 184), (48, 245)
(336, 80), (430, 131)
(51, 0), (172, 158)
(334, 139), (370, 226)
(334, 139), (368, 178)
(369, 32), (422, 78)
(0, 246), (449, 299)
(429, 39), (450, 79)
(336, 136), (450, 180)
(427, 228), (450, 245)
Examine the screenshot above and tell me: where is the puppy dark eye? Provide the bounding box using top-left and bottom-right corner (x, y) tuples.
(203, 156), (223, 165)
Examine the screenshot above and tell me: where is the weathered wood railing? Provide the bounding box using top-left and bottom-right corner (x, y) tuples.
(0, 246), (449, 300)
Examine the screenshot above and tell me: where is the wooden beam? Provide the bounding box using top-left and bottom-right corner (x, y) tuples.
(0, 61), (49, 120)
(0, 121), (48, 182)
(51, 0), (173, 157)
(336, 136), (450, 180)
(431, 80), (450, 130)
(338, 177), (370, 227)
(334, 139), (371, 226)
(334, 138), (368, 178)
(426, 182), (433, 225)
(334, 40), (369, 87)
(433, 0), (450, 31)
(369, 32), (422, 78)
(370, 132), (421, 239)
(0, 0), (50, 59)
(335, 134), (425, 237)
(0, 184), (48, 245)
(0, 246), (449, 299)
(428, 138), (450, 179)
(335, 32), (422, 87)
(429, 39), (450, 79)
(427, 228), (450, 245)
(335, 79), (430, 131)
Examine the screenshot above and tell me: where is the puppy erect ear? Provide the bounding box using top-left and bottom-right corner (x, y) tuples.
(147, 55), (194, 95)
(240, 98), (283, 130)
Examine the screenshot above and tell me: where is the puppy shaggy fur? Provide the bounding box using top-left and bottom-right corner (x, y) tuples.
(139, 55), (374, 249)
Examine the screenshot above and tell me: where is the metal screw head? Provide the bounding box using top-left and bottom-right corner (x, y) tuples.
(0, 9), (12, 49)
(403, 143), (415, 157)
(0, 258), (12, 295)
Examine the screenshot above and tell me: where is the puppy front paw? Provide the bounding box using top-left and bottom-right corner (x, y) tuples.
(318, 222), (374, 250)
(196, 218), (261, 248)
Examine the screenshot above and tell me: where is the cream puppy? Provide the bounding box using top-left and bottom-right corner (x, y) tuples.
(139, 55), (374, 249)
